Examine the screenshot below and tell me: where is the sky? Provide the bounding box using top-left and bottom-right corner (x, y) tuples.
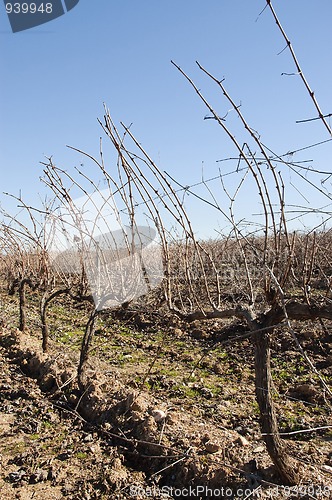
(0, 0), (331, 238)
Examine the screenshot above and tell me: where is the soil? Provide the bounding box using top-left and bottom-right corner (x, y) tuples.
(1, 294), (332, 499)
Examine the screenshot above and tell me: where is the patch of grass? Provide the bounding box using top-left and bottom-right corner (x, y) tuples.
(29, 433), (40, 441)
(42, 420), (53, 430)
(158, 367), (180, 377)
(2, 440), (26, 455)
(272, 357), (308, 384)
(279, 410), (308, 436)
(214, 349), (229, 360)
(56, 329), (83, 349)
(168, 382), (208, 399)
(250, 400), (260, 416)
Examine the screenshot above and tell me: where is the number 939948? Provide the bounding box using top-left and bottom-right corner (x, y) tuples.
(5, 3), (53, 14)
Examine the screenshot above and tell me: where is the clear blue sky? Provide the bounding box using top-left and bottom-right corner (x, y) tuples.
(1, 1), (331, 237)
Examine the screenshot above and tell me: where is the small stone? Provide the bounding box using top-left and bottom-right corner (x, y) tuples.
(213, 362), (223, 375)
(151, 409), (166, 422)
(236, 435), (249, 447)
(290, 383), (318, 402)
(8, 469), (26, 483)
(131, 396), (148, 413)
(83, 433), (93, 442)
(29, 469), (48, 484)
(296, 384), (317, 396)
(205, 441), (220, 453)
(173, 328), (183, 337)
(253, 445), (265, 453)
(191, 329), (207, 340)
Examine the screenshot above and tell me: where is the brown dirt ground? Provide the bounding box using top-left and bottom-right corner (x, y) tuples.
(1, 295), (332, 499)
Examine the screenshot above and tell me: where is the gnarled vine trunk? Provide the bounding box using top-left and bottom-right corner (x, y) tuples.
(254, 327), (299, 485)
(18, 280), (27, 332)
(18, 278), (35, 332)
(40, 288), (70, 352)
(78, 308), (98, 390)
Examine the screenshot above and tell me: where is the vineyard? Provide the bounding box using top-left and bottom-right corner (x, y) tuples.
(1, 2), (332, 498)
(1, 227), (332, 499)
